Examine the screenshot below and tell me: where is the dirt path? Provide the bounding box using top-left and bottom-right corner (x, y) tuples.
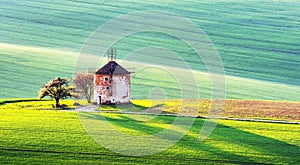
(73, 106), (99, 112)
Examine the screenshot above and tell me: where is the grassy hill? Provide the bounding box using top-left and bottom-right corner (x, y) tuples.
(0, 0), (300, 100)
(1, 1), (299, 164)
(1, 42), (300, 100)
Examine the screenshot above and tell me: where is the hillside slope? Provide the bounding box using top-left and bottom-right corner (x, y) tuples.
(0, 0), (299, 99)
(1, 43), (300, 101)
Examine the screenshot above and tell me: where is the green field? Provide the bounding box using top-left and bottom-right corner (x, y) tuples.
(0, 0), (300, 100)
(1, 1), (300, 164)
(0, 100), (299, 164)
(1, 43), (300, 101)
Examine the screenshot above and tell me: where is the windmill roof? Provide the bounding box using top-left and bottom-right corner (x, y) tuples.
(95, 61), (130, 75)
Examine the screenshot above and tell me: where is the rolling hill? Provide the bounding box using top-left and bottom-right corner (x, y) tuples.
(1, 43), (300, 101)
(0, 0), (299, 100)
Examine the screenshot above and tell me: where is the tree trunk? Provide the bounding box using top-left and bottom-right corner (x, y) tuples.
(87, 95), (91, 103)
(90, 86), (93, 103)
(86, 87), (92, 103)
(55, 98), (60, 108)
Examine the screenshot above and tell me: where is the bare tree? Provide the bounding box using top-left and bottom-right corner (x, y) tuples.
(72, 72), (94, 103)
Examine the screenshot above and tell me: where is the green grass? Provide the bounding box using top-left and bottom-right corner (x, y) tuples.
(0, 99), (75, 110)
(0, 0), (300, 100)
(0, 101), (299, 164)
(1, 1), (299, 164)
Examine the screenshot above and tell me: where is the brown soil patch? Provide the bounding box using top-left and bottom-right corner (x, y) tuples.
(163, 99), (300, 121)
(222, 100), (300, 120)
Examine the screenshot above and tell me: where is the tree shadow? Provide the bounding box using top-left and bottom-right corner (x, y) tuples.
(79, 113), (300, 164)
(99, 103), (170, 114)
(120, 103), (165, 112)
(177, 119), (300, 164)
(81, 113), (176, 135)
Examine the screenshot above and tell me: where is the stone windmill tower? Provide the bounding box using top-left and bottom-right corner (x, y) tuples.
(94, 48), (131, 104)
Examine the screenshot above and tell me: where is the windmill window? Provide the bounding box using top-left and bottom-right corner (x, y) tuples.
(105, 77), (109, 81)
(106, 87), (109, 90)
